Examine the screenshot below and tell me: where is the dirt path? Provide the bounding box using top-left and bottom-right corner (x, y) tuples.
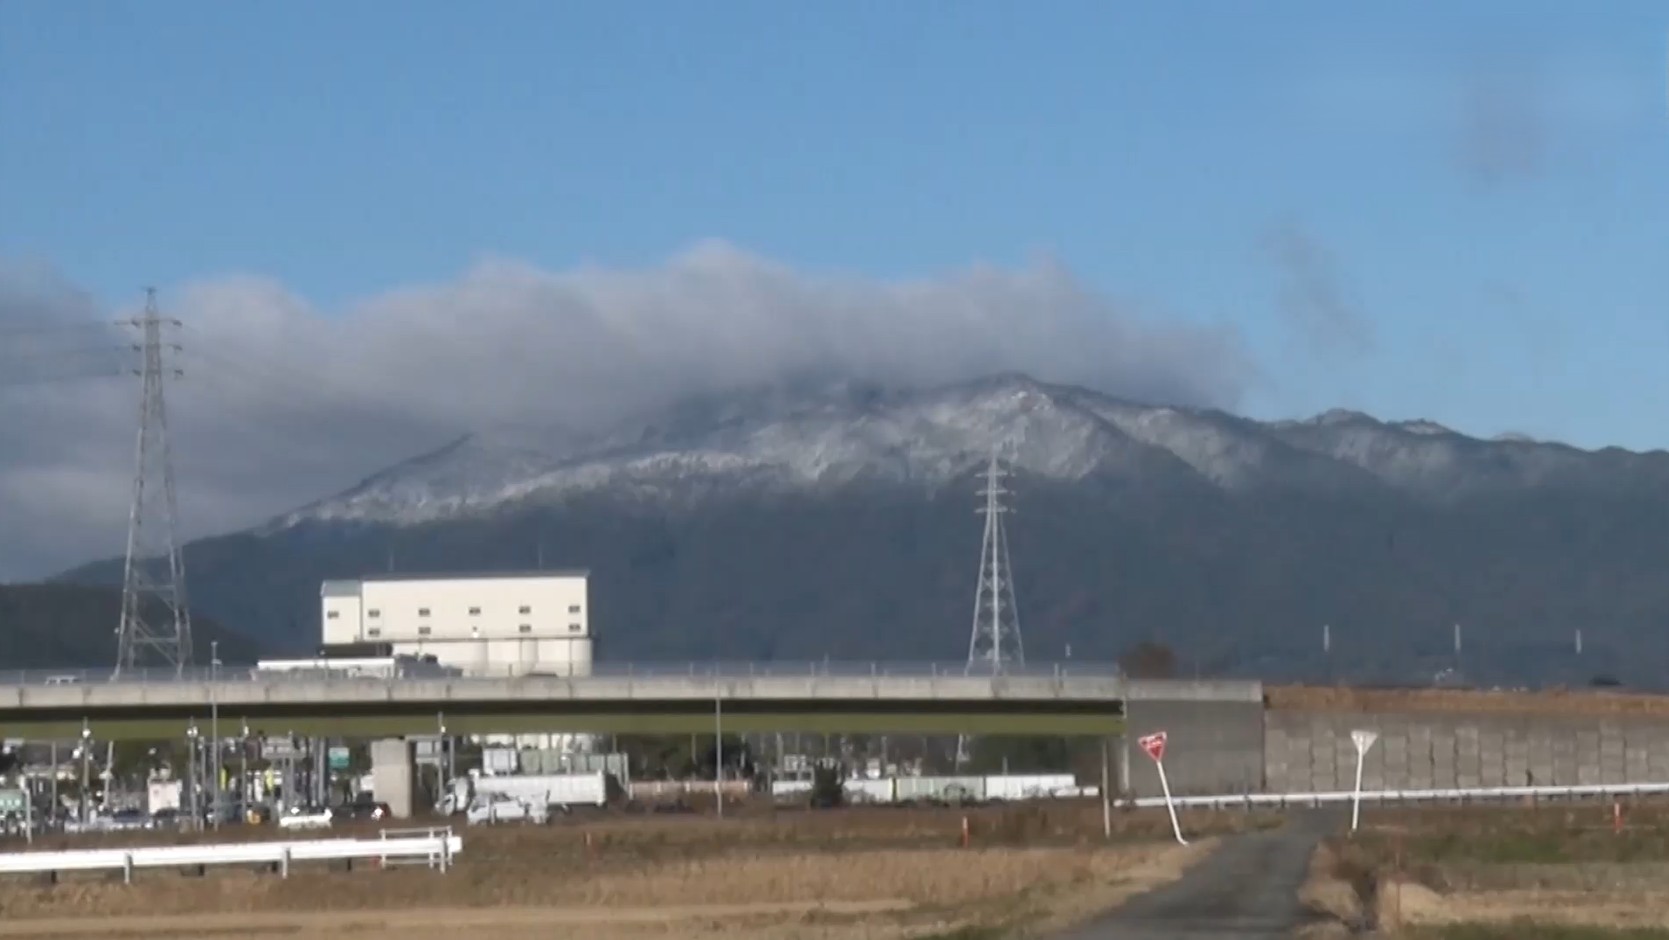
(1055, 810), (1337, 940)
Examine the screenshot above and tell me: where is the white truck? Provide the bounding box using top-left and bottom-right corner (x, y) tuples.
(443, 772), (612, 820)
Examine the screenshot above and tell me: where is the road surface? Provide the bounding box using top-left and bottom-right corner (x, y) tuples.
(1058, 810), (1337, 939)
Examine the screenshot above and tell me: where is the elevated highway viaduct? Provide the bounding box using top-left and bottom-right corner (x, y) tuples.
(0, 670), (1266, 817)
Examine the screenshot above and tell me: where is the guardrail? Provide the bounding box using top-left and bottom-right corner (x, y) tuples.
(0, 661), (1128, 686)
(0, 832), (463, 882)
(1120, 781), (1669, 811)
(379, 826), (458, 868)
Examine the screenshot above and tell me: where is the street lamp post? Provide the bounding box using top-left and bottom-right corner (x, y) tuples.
(210, 641), (221, 830)
(240, 723), (250, 822)
(21, 768), (32, 845)
(438, 713), (453, 800)
(186, 724), (200, 830)
(78, 722), (91, 826)
(10, 743), (32, 845)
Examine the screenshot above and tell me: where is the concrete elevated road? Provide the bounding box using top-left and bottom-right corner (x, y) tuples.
(0, 664), (1260, 741)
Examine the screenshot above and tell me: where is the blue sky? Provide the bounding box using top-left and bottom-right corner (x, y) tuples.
(3, 0), (1666, 449)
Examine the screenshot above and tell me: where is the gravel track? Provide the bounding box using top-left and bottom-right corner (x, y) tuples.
(1056, 810), (1337, 939)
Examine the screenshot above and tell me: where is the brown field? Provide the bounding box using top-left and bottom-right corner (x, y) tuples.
(1299, 801), (1669, 936)
(0, 801), (1253, 939)
(1266, 684), (1669, 717)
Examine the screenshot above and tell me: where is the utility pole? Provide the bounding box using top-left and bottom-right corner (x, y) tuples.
(714, 691), (724, 819)
(114, 288), (192, 676)
(1323, 623), (1334, 683)
(1453, 622), (1463, 677)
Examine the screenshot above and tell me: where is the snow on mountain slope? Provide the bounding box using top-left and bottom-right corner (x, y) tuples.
(272, 374), (1669, 528)
(1268, 410), (1605, 495)
(1066, 394), (1380, 492)
(274, 374), (1207, 527)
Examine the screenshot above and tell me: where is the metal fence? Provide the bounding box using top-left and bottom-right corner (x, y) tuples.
(1121, 781), (1669, 811)
(0, 831), (463, 881)
(0, 661), (1129, 686)
(3, 662), (1652, 694)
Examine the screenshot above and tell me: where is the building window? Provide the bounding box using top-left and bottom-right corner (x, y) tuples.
(518, 605), (531, 615)
(368, 609), (381, 619)
(418, 608), (430, 617)
(568, 604), (581, 614)
(418, 626), (432, 637)
(367, 628), (381, 638)
(326, 610), (339, 620)
(518, 624), (532, 634)
(469, 606), (481, 615)
(569, 623), (581, 632)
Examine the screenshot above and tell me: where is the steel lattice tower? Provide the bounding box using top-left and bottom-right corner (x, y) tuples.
(966, 452), (1024, 673)
(114, 288), (192, 675)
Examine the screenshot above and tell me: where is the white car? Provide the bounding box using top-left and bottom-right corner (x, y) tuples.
(465, 793), (545, 825)
(276, 806), (334, 830)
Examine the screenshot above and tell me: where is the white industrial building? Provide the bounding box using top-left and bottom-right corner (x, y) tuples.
(320, 571), (593, 678)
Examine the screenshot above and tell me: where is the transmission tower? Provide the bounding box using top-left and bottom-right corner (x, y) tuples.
(966, 451), (1024, 673)
(114, 288), (192, 675)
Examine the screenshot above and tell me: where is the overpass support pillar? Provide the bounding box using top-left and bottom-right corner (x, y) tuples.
(370, 738), (416, 819)
(1116, 729), (1130, 797)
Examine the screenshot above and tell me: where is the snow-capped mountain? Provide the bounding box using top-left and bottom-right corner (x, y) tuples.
(275, 373), (1669, 529)
(58, 373), (1669, 682)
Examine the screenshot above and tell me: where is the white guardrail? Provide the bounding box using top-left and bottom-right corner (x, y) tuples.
(0, 832), (463, 882)
(1120, 781), (1669, 811)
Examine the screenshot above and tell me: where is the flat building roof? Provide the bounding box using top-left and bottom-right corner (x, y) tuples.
(359, 569), (589, 582)
(322, 569), (590, 596)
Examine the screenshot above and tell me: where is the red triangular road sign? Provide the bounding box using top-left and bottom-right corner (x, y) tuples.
(1138, 731), (1167, 763)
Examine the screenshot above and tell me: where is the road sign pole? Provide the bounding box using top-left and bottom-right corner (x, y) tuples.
(1138, 731), (1187, 846)
(1155, 758), (1187, 845)
(1350, 729), (1379, 833)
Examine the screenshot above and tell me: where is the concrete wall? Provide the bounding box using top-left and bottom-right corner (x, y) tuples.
(1123, 698), (1265, 798)
(1265, 710), (1669, 793)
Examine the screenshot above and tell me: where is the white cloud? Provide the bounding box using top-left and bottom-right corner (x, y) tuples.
(0, 243), (1254, 579)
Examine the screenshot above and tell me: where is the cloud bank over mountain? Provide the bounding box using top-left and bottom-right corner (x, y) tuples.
(0, 243), (1254, 578)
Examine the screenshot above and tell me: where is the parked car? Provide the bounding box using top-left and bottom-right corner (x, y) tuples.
(466, 792), (545, 825)
(105, 808), (153, 832)
(275, 805), (333, 830)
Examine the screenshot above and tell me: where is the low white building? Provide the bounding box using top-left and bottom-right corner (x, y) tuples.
(320, 571), (593, 677)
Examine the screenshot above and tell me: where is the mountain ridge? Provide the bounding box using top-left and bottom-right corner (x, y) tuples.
(267, 373), (1669, 530)
(49, 373), (1669, 685)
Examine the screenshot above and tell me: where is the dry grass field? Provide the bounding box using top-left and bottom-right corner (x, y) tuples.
(0, 801), (1264, 939)
(1296, 801), (1669, 938)
(1266, 684), (1669, 717)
